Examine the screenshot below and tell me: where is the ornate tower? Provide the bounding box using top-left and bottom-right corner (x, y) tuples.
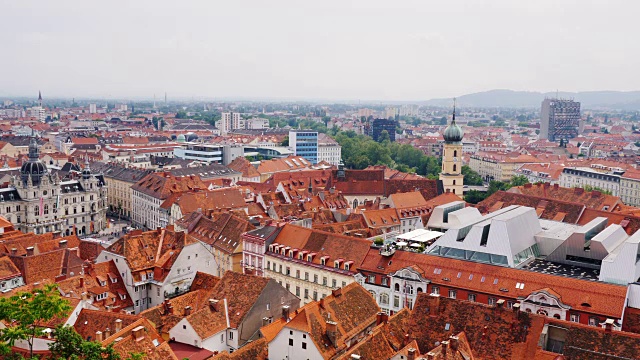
(440, 99), (464, 195)
(38, 91), (42, 107)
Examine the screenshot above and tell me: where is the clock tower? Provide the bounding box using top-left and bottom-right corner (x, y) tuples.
(440, 99), (464, 195)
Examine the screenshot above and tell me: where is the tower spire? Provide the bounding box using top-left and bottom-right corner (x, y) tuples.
(452, 97), (456, 123)
(38, 91), (42, 107)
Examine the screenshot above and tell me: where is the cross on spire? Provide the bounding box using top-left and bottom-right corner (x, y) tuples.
(452, 98), (456, 123)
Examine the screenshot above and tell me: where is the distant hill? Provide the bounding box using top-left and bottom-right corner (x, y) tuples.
(424, 89), (640, 110)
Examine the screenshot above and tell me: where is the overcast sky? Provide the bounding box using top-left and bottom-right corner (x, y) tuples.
(1, 0), (638, 101)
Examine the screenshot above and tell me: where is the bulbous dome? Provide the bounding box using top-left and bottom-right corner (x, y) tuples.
(21, 137), (48, 186)
(177, 134), (186, 142)
(21, 161), (46, 176)
(443, 120), (464, 143)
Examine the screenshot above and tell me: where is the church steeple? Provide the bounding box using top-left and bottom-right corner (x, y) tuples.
(440, 98), (464, 195)
(38, 91), (42, 107)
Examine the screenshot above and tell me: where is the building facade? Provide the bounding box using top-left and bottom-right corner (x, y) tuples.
(317, 133), (342, 165)
(559, 167), (622, 196)
(369, 118), (396, 142)
(0, 139), (107, 236)
(90, 163), (153, 219)
(289, 130), (318, 164)
(540, 98), (582, 141)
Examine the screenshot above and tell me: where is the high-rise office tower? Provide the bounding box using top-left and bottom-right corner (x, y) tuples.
(368, 118), (396, 142)
(540, 98), (581, 141)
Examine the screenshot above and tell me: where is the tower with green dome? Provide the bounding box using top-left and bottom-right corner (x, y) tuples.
(440, 98), (464, 195)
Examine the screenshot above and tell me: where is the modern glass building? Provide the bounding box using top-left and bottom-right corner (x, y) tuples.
(289, 130), (318, 164)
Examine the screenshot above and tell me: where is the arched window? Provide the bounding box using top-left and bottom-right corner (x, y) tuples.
(453, 164), (457, 172)
(380, 293), (389, 305)
(452, 189), (456, 194)
(73, 207), (77, 214)
(65, 208), (69, 216)
(453, 180), (456, 185)
(44, 204), (49, 215)
(353, 199), (358, 209)
(34, 206), (39, 216)
(454, 150), (457, 157)
(553, 314), (561, 319)
(417, 287), (423, 293)
(394, 283), (400, 291)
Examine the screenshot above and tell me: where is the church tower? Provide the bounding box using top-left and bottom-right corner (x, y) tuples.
(440, 99), (464, 195)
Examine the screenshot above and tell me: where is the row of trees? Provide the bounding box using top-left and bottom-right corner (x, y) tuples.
(0, 284), (142, 360)
(333, 131), (442, 178)
(464, 175), (530, 204)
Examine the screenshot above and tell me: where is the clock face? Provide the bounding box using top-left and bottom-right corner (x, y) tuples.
(453, 157), (458, 162)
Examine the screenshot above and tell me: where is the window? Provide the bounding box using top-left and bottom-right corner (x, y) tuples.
(135, 300), (139, 307)
(221, 334), (224, 343)
(468, 293), (476, 302)
(393, 295), (400, 307)
(332, 279), (337, 288)
(382, 277), (388, 286)
(302, 342), (307, 350)
(570, 314), (580, 323)
(296, 270), (300, 278)
(380, 293), (389, 305)
(313, 291), (318, 300)
(296, 286), (300, 297)
(432, 286), (440, 295)
(589, 317), (598, 326)
(488, 297), (497, 306)
(305, 272), (309, 281)
(322, 277), (327, 286)
(304, 289), (309, 299)
(448, 290), (457, 299)
(368, 275), (375, 283)
(289, 339), (293, 346)
(266, 303), (270, 310)
(314, 274), (318, 283)
(229, 332), (233, 340)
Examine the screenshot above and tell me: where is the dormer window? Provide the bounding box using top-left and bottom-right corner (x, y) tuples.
(298, 254), (304, 260)
(334, 261), (339, 269)
(345, 263), (350, 271)
(307, 254), (313, 262)
(269, 245), (274, 252)
(119, 293), (126, 300)
(99, 280), (106, 287)
(321, 258), (326, 266)
(288, 250), (294, 258)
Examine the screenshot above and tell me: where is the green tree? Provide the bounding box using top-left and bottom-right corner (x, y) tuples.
(464, 190), (488, 204)
(461, 165), (483, 186)
(49, 324), (145, 360)
(0, 284), (72, 358)
(175, 110), (187, 119)
(486, 180), (510, 196)
(281, 136), (289, 147)
(377, 130), (391, 143)
(509, 175), (530, 187)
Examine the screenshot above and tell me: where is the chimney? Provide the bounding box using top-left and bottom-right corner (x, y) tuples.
(319, 297), (325, 309)
(209, 299), (219, 312)
(282, 305), (290, 321)
(604, 318), (614, 332)
(10, 248), (16, 256)
(496, 299), (505, 309)
(407, 348), (417, 360)
(115, 319), (123, 333)
(513, 303), (521, 312)
(95, 330), (103, 342)
(449, 335), (459, 351)
(441, 340), (449, 356)
(376, 312), (389, 325)
(326, 320), (338, 346)
(553, 183), (559, 189)
(426, 352), (436, 360)
(131, 325), (145, 341)
(59, 240), (68, 249)
(104, 327), (111, 339)
(184, 306), (192, 316)
(332, 287), (342, 297)
(79, 277), (84, 288)
(26, 246), (34, 256)
(429, 293), (440, 316)
(350, 355), (361, 360)
(262, 317), (270, 327)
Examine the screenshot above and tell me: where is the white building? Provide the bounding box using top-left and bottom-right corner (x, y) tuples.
(97, 227), (219, 314)
(317, 133), (342, 165)
(559, 166), (623, 196)
(89, 103), (97, 114)
(245, 118), (270, 130)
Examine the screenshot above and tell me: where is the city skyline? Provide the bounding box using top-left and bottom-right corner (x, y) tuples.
(2, 1), (639, 101)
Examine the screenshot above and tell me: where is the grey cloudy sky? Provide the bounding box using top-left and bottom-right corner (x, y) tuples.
(1, 0), (638, 101)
